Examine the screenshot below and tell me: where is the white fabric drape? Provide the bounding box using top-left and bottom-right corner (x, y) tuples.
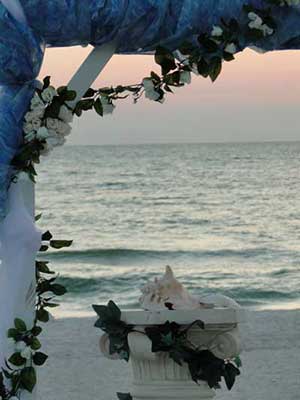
(0, 180), (41, 396)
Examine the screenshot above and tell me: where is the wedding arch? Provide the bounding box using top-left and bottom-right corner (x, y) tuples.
(0, 0), (300, 399)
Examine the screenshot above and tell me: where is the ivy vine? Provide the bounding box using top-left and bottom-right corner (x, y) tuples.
(0, 219), (71, 400)
(93, 301), (242, 394)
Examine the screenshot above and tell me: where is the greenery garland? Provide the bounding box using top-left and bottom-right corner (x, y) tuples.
(11, 1), (290, 180)
(93, 301), (242, 394)
(0, 220), (71, 400)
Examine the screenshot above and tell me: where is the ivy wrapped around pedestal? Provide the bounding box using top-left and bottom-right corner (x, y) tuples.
(93, 301), (241, 393)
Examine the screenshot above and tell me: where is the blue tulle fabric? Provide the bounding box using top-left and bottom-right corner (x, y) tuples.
(1, 0), (300, 217)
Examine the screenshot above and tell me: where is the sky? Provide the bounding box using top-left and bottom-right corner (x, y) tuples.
(39, 46), (300, 145)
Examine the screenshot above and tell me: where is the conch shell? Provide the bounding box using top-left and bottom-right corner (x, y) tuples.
(139, 266), (203, 311)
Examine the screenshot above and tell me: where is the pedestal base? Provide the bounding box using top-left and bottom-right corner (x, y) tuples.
(132, 380), (215, 400)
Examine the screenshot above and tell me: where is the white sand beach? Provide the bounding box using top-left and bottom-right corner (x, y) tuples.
(38, 309), (300, 400)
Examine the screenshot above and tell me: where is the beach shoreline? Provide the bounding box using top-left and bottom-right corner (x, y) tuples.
(38, 309), (300, 400)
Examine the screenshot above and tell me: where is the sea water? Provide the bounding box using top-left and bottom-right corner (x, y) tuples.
(36, 142), (300, 316)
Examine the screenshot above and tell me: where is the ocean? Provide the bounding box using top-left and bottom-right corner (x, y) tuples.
(36, 142), (300, 316)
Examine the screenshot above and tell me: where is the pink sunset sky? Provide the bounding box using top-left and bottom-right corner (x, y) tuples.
(39, 47), (300, 145)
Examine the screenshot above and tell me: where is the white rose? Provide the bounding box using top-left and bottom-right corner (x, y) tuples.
(180, 71), (192, 84)
(224, 43), (237, 54)
(31, 118), (42, 131)
(46, 118), (59, 131)
(56, 121), (72, 136)
(36, 127), (49, 140)
(21, 346), (34, 360)
(142, 78), (155, 91)
(30, 93), (44, 110)
(23, 122), (34, 134)
(59, 105), (74, 123)
(145, 89), (160, 101)
(15, 341), (27, 353)
(41, 86), (57, 103)
(211, 25), (223, 37)
(24, 131), (36, 143)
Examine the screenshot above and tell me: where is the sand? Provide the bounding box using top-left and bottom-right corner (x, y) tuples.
(38, 309), (300, 400)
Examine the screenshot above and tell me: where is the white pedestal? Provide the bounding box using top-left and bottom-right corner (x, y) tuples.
(99, 308), (245, 400)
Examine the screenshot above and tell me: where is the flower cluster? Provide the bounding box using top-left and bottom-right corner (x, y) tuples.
(23, 79), (74, 157)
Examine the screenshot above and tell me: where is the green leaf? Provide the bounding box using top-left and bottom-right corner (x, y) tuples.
(117, 393), (133, 400)
(50, 284), (67, 296)
(49, 240), (73, 249)
(7, 328), (19, 339)
(31, 338), (42, 351)
(83, 88), (96, 98)
(150, 71), (161, 82)
(197, 58), (210, 78)
(36, 309), (49, 323)
(64, 90), (77, 102)
(108, 300), (121, 321)
(36, 261), (54, 275)
(14, 319), (27, 332)
(43, 76), (50, 90)
(39, 245), (49, 252)
(31, 326), (43, 337)
(8, 352), (26, 367)
(209, 57), (222, 82)
(155, 46), (177, 75)
(35, 213), (42, 222)
(94, 99), (103, 117)
(42, 231), (53, 241)
(20, 367), (37, 393)
(234, 356), (242, 368)
(33, 352), (48, 366)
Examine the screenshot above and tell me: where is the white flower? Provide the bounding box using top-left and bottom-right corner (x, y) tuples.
(25, 107), (44, 122)
(36, 127), (49, 140)
(46, 118), (59, 131)
(21, 346), (34, 360)
(59, 105), (74, 123)
(23, 122), (34, 134)
(31, 118), (42, 131)
(56, 121), (71, 136)
(211, 25), (223, 37)
(15, 340), (27, 353)
(41, 86), (57, 103)
(24, 131), (36, 142)
(224, 43), (237, 54)
(142, 78), (155, 91)
(180, 71), (192, 84)
(101, 97), (115, 115)
(145, 90), (160, 101)
(261, 24), (274, 36)
(30, 93), (44, 110)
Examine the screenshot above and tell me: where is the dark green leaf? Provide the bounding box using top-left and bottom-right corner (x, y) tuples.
(94, 99), (103, 116)
(42, 231), (53, 241)
(33, 352), (48, 366)
(43, 76), (50, 90)
(155, 46), (177, 75)
(14, 318), (27, 332)
(117, 393), (133, 400)
(8, 352), (26, 367)
(20, 367), (37, 393)
(31, 338), (41, 351)
(49, 240), (73, 249)
(50, 284), (67, 296)
(31, 326), (43, 337)
(7, 328), (19, 339)
(36, 309), (49, 323)
(209, 57), (222, 82)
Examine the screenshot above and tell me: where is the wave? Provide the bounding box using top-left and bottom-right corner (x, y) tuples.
(43, 246), (296, 263)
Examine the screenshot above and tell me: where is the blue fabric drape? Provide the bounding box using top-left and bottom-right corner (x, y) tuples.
(1, 0), (300, 217)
